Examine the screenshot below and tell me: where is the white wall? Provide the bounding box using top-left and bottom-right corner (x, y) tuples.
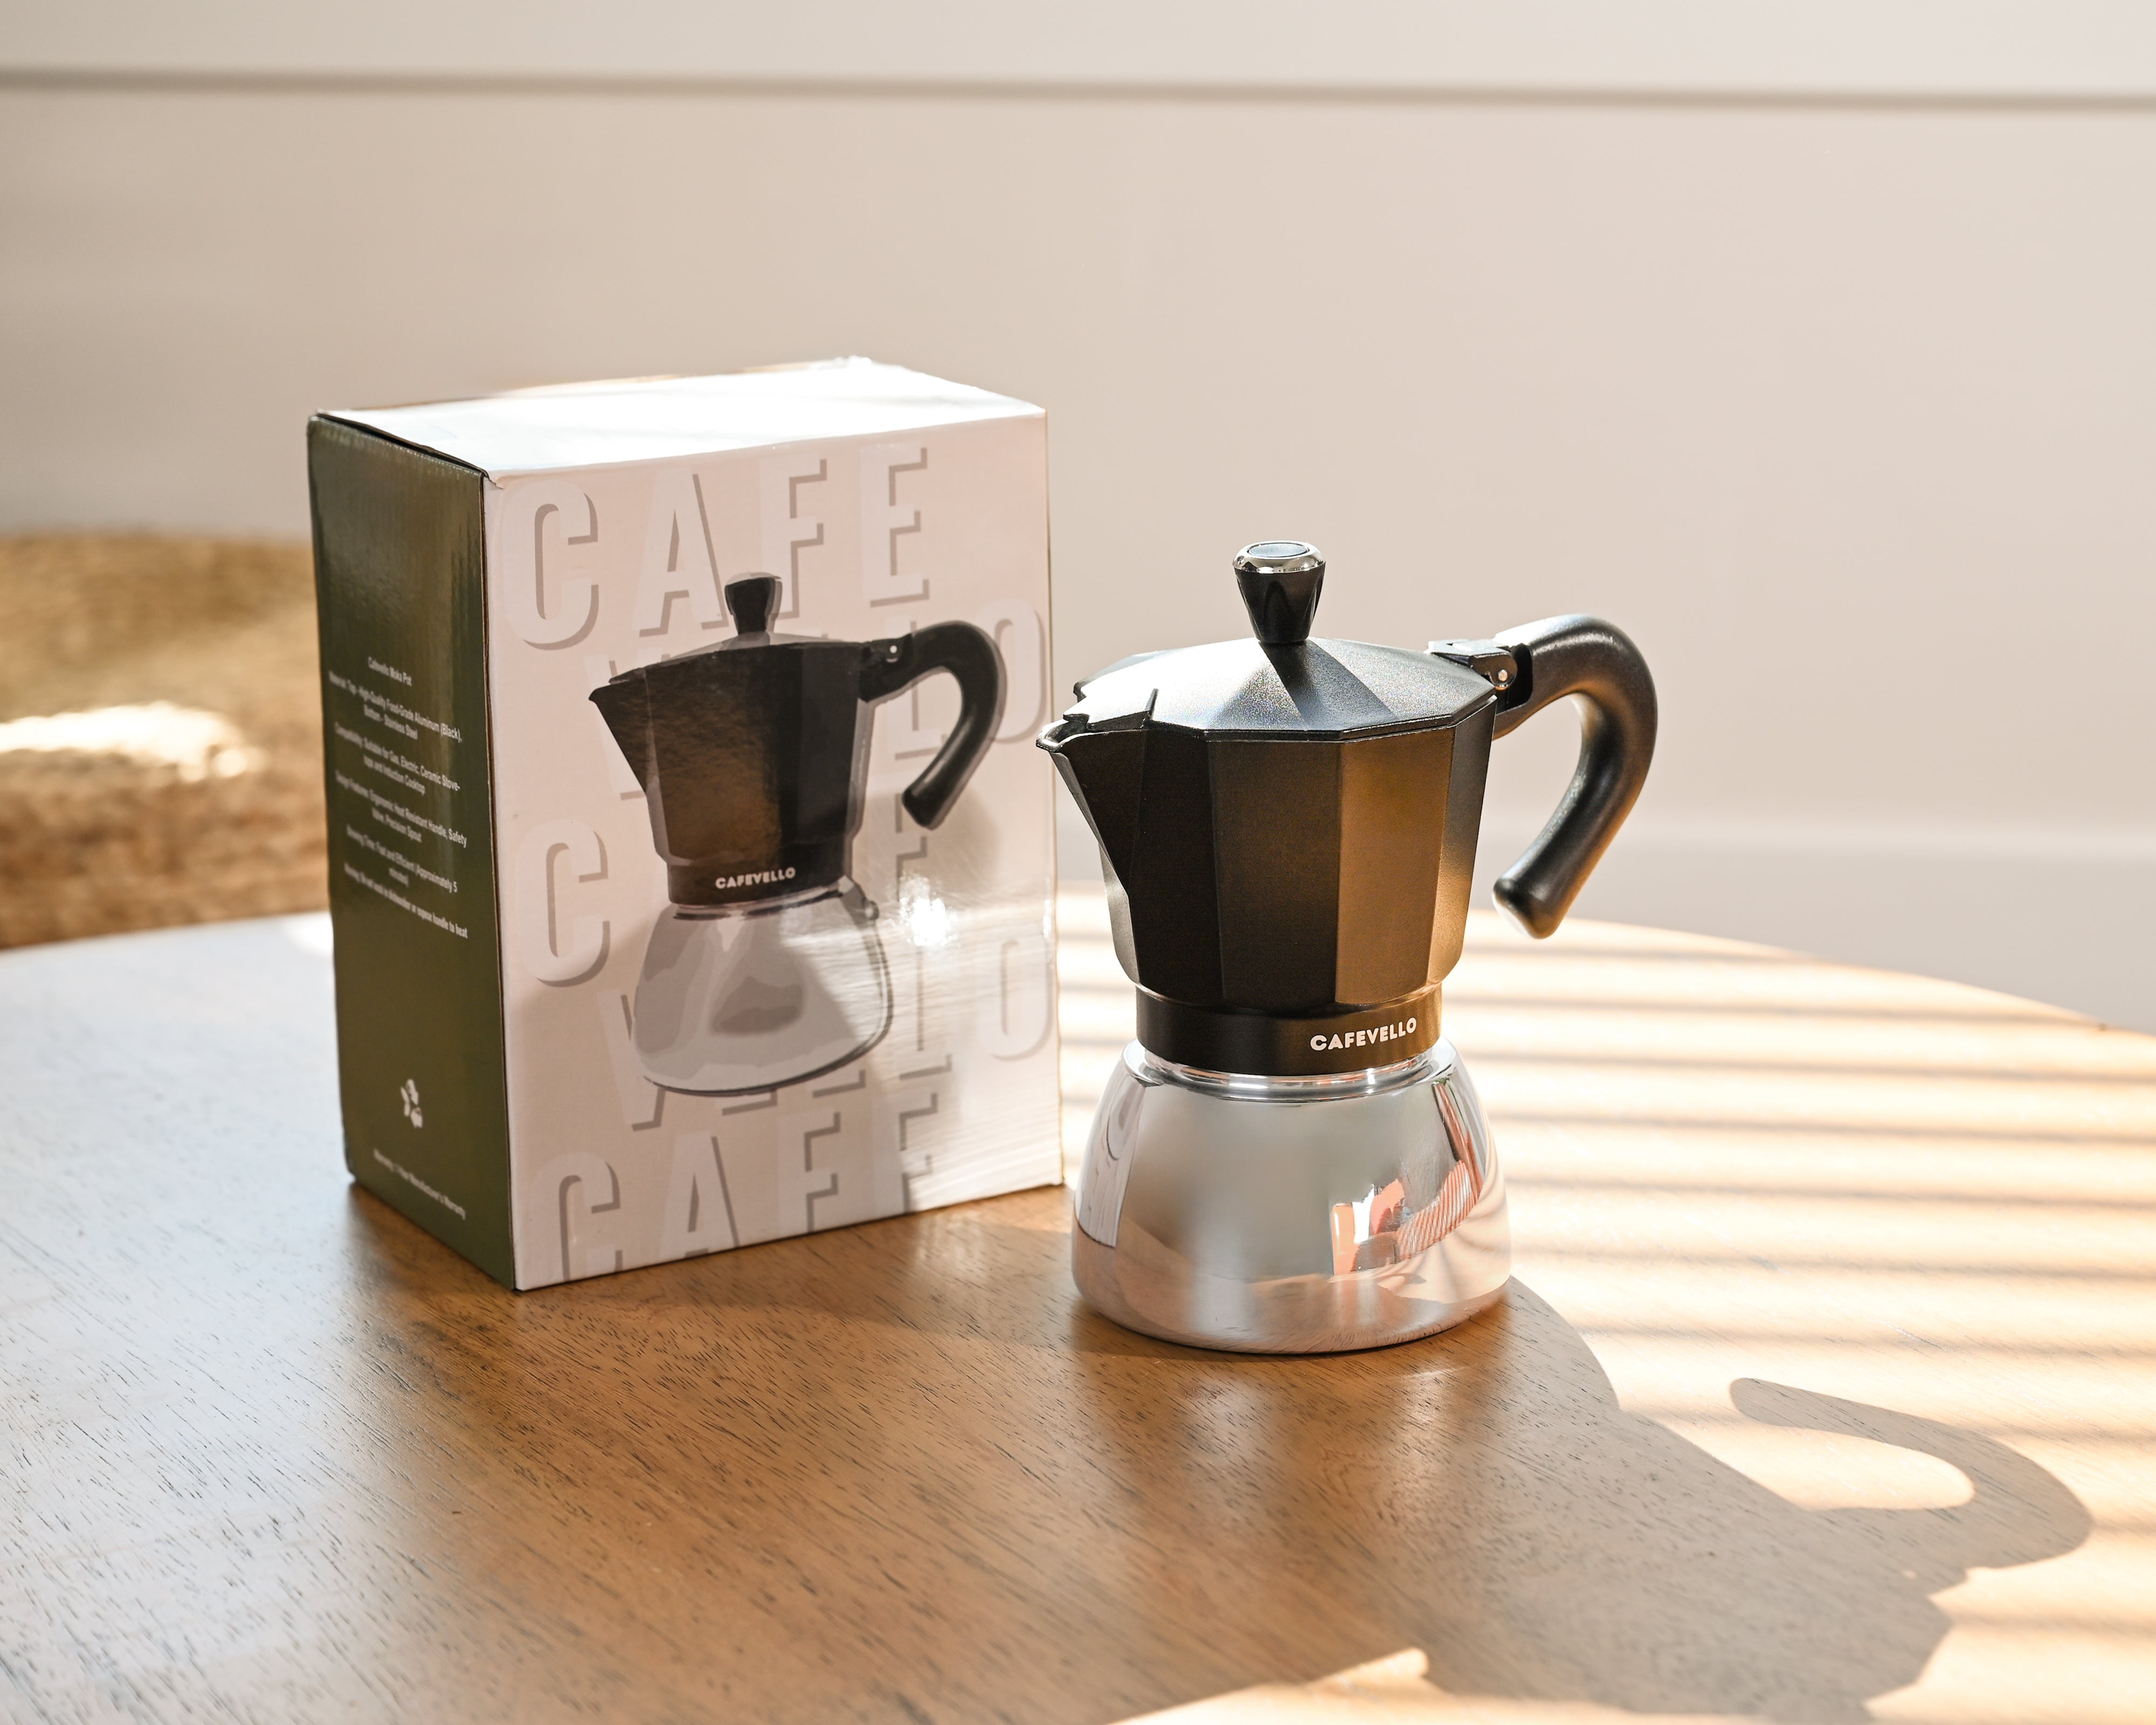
(4, 10), (2153, 1026)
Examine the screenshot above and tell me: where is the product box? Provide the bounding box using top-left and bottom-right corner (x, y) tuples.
(306, 360), (1060, 1288)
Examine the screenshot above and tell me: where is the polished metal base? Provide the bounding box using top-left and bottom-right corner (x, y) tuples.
(1071, 1040), (1510, 1354)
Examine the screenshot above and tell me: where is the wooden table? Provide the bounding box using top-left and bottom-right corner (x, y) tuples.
(4, 890), (2151, 1725)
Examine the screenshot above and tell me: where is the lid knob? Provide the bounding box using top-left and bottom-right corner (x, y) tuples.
(1234, 542), (1325, 647)
(725, 574), (780, 634)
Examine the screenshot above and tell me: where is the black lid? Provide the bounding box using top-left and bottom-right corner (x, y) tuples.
(1060, 543), (1495, 740)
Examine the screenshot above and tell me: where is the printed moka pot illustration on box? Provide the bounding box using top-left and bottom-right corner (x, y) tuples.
(591, 573), (1004, 1094)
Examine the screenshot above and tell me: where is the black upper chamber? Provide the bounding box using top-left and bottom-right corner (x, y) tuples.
(594, 575), (1005, 908)
(1039, 542), (1656, 1074)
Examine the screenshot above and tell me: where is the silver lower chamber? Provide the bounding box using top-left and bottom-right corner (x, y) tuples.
(1071, 1039), (1510, 1353)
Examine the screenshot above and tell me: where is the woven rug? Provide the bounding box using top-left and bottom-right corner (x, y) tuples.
(0, 536), (327, 948)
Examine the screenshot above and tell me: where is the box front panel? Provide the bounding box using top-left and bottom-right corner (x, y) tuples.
(485, 417), (1058, 1288)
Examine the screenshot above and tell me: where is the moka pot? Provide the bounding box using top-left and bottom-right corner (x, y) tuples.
(593, 575), (1004, 1094)
(1040, 542), (1656, 1353)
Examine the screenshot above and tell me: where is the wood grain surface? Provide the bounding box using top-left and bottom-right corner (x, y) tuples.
(2, 888), (2151, 1725)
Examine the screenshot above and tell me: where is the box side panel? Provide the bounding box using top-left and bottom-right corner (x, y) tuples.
(307, 418), (516, 1285)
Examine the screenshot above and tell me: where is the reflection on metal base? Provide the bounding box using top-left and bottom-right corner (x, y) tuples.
(1071, 1039), (1510, 1354)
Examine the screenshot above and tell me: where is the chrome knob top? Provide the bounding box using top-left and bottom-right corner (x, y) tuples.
(1233, 540), (1325, 647)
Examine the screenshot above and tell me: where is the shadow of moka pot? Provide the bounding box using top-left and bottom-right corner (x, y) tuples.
(1041, 542), (1657, 1353)
(591, 575), (1003, 1095)
(1069, 1281), (2091, 1724)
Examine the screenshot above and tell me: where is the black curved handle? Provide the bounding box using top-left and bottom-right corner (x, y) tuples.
(1487, 614), (1656, 939)
(859, 621), (1006, 829)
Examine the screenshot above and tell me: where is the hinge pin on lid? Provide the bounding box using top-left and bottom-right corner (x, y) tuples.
(1429, 639), (1518, 692)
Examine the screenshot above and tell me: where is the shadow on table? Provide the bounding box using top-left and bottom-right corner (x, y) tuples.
(341, 1191), (2090, 1724)
(1064, 1279), (2088, 1724)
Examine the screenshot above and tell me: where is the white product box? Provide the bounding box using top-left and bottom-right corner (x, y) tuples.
(307, 359), (1059, 1288)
